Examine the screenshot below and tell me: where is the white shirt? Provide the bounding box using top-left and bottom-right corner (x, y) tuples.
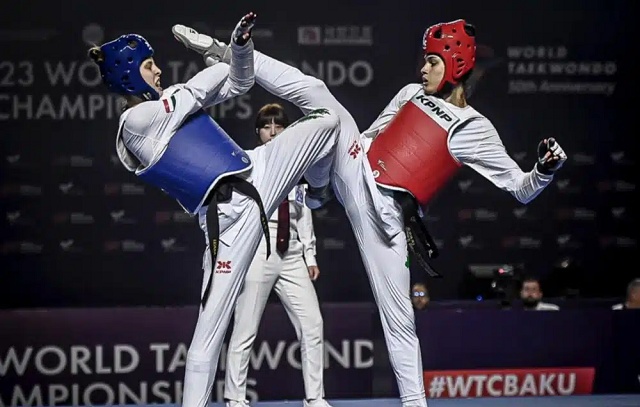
(115, 41), (255, 171)
(266, 185), (317, 267)
(534, 302), (560, 311)
(361, 83), (554, 204)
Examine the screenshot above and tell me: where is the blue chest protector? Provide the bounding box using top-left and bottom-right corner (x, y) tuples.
(134, 110), (269, 310)
(137, 110), (252, 214)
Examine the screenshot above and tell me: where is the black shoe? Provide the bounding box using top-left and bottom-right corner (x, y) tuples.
(305, 184), (334, 209)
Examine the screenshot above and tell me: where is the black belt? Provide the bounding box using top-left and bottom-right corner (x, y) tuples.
(396, 192), (441, 278)
(200, 175), (270, 308)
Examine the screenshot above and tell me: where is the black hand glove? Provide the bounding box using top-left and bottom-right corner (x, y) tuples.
(536, 137), (567, 175)
(233, 12), (256, 46)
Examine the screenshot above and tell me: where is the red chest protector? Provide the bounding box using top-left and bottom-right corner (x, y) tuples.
(367, 92), (463, 206)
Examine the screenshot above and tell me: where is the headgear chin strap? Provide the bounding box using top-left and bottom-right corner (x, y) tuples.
(98, 34), (160, 101)
(422, 19), (476, 92)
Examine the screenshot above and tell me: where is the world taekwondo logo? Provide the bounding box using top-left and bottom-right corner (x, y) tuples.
(6, 211), (21, 224)
(5, 155), (21, 165)
(161, 238), (186, 252)
(507, 45), (617, 96)
(556, 235), (582, 249)
(458, 180), (473, 192)
(611, 207), (625, 219)
(458, 236), (475, 248)
(611, 151), (633, 165)
(60, 240), (74, 250)
(59, 182), (74, 194)
(110, 210), (137, 224)
(513, 152), (527, 163)
(512, 207), (528, 219)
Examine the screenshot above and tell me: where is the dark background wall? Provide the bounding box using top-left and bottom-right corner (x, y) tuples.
(0, 0), (635, 308)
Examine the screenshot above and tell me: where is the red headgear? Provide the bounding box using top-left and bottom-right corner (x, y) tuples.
(422, 19), (476, 92)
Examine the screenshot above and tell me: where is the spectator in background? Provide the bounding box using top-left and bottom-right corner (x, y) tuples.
(612, 278), (640, 310)
(411, 282), (430, 311)
(520, 277), (559, 310)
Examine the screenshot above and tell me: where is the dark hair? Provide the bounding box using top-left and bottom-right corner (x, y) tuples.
(460, 24), (476, 84)
(411, 282), (428, 294)
(464, 23), (476, 37)
(87, 46), (104, 64)
(521, 276), (541, 289)
(255, 103), (290, 131)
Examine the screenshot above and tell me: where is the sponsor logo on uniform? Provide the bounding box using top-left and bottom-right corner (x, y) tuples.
(216, 260), (232, 273)
(412, 94), (460, 130)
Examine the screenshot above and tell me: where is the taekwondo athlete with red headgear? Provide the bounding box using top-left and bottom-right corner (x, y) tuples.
(364, 18), (567, 271)
(365, 19), (566, 206)
(358, 19), (566, 403)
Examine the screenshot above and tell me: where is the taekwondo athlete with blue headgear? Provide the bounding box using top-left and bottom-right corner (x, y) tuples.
(89, 12), (339, 407)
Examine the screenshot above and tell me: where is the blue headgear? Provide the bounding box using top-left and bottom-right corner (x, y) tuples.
(97, 34), (160, 101)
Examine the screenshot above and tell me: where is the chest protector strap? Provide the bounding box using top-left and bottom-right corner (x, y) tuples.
(396, 192), (441, 278)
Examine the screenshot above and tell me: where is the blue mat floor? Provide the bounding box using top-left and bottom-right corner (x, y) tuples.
(99, 395), (640, 407)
